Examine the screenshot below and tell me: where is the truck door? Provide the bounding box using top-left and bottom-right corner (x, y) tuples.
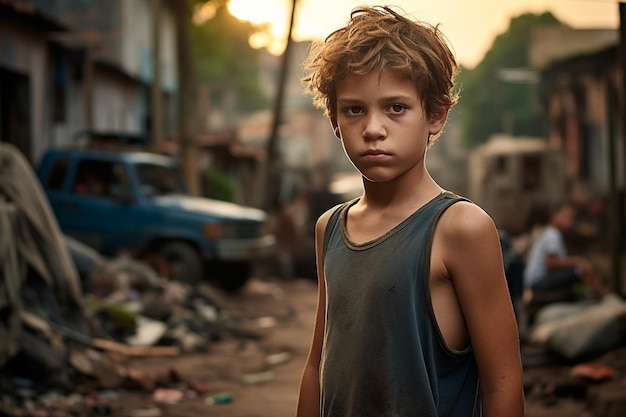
(60, 158), (142, 255)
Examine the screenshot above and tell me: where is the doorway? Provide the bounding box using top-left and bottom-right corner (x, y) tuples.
(0, 67), (31, 159)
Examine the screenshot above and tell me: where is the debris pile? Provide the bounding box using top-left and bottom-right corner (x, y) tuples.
(521, 291), (626, 416)
(523, 346), (626, 416)
(0, 144), (265, 416)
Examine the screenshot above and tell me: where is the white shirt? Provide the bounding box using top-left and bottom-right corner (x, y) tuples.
(524, 225), (567, 287)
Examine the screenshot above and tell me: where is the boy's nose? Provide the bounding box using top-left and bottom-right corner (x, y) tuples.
(362, 113), (386, 141)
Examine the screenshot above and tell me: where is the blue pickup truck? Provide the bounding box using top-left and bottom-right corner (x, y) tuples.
(36, 146), (276, 291)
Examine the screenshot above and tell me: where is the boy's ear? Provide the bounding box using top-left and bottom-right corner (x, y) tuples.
(428, 107), (449, 136)
(330, 117), (341, 139)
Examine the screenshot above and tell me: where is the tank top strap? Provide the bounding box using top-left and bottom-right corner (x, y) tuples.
(322, 199), (355, 259)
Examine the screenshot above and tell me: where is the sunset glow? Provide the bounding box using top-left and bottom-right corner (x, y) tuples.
(226, 0), (619, 66)
(228, 0), (289, 54)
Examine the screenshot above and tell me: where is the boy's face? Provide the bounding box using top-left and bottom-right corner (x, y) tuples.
(333, 69), (447, 183)
(553, 205), (575, 231)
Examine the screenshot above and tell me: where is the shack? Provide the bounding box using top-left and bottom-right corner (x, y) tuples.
(469, 134), (567, 235)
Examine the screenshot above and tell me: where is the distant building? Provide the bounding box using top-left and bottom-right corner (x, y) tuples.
(539, 43), (623, 195)
(0, 0), (66, 160)
(529, 26), (617, 71)
(468, 134), (566, 234)
(535, 27), (625, 287)
(0, 0), (179, 162)
(426, 115), (469, 197)
(232, 41), (339, 206)
(451, 24), (622, 235)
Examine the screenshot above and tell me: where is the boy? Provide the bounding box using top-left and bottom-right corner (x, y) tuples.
(296, 6), (524, 417)
(524, 202), (609, 298)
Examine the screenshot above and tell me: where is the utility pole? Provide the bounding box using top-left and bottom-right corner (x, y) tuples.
(175, 0), (199, 195)
(264, 0), (297, 211)
(151, 0), (163, 148)
(611, 2), (626, 295)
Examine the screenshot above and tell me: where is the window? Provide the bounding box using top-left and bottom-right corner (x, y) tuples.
(72, 159), (129, 198)
(72, 160), (109, 196)
(521, 155), (542, 191)
(136, 163), (185, 197)
(46, 157), (70, 190)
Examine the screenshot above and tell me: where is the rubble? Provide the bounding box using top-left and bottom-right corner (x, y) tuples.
(523, 344), (626, 416)
(3, 142), (626, 416)
(521, 288), (626, 416)
(0, 143), (265, 415)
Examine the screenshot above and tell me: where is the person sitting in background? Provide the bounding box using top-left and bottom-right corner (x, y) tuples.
(524, 202), (610, 299)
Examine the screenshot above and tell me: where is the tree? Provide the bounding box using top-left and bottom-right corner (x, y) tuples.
(189, 0), (269, 115)
(456, 12), (562, 147)
(174, 0), (199, 194)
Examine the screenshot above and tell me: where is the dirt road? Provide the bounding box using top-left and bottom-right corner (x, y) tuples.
(109, 278), (318, 417)
(104, 277), (624, 417)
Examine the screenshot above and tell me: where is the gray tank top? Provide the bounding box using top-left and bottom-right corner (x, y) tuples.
(320, 191), (481, 417)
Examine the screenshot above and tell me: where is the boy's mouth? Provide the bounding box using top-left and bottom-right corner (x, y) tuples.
(361, 149), (391, 161)
(363, 149), (388, 155)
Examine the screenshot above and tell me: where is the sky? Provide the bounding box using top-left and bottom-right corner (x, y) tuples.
(226, 0), (619, 68)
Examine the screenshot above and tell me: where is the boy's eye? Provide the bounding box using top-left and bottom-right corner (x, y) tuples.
(343, 106), (363, 115)
(388, 104), (407, 114)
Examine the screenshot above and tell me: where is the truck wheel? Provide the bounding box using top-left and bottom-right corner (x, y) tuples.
(159, 242), (203, 285)
(214, 261), (252, 292)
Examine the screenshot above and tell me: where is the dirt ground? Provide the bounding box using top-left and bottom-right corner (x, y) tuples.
(106, 278), (318, 417)
(102, 277), (625, 417)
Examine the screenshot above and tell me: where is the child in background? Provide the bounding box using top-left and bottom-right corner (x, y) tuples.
(524, 202), (610, 299)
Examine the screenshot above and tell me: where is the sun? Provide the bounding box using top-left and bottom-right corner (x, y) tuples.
(228, 0), (286, 26)
(227, 0), (290, 53)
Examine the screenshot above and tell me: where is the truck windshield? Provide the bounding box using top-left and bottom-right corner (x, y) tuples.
(136, 163), (186, 197)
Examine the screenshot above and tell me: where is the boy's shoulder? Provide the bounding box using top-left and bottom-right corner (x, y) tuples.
(437, 197), (497, 240)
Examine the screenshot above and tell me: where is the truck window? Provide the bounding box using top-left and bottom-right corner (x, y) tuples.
(46, 157), (70, 190)
(136, 163), (185, 196)
(72, 159), (128, 198)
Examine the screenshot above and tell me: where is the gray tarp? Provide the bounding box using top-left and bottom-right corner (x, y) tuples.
(528, 293), (626, 359)
(0, 200), (21, 365)
(0, 143), (85, 366)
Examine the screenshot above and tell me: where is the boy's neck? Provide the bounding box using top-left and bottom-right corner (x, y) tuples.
(359, 174), (442, 211)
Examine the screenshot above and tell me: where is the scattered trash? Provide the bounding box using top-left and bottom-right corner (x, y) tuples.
(241, 371), (275, 384)
(152, 388), (184, 404)
(92, 338), (180, 357)
(125, 317), (168, 347)
(570, 363), (617, 382)
(205, 391), (234, 406)
(256, 316), (277, 328)
(188, 382), (209, 395)
(265, 351), (292, 366)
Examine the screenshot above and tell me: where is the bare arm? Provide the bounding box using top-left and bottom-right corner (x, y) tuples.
(296, 208), (333, 417)
(440, 202), (525, 417)
(546, 252), (592, 272)
(545, 251), (608, 297)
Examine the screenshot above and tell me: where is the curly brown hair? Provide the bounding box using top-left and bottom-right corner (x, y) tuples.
(301, 5), (460, 143)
